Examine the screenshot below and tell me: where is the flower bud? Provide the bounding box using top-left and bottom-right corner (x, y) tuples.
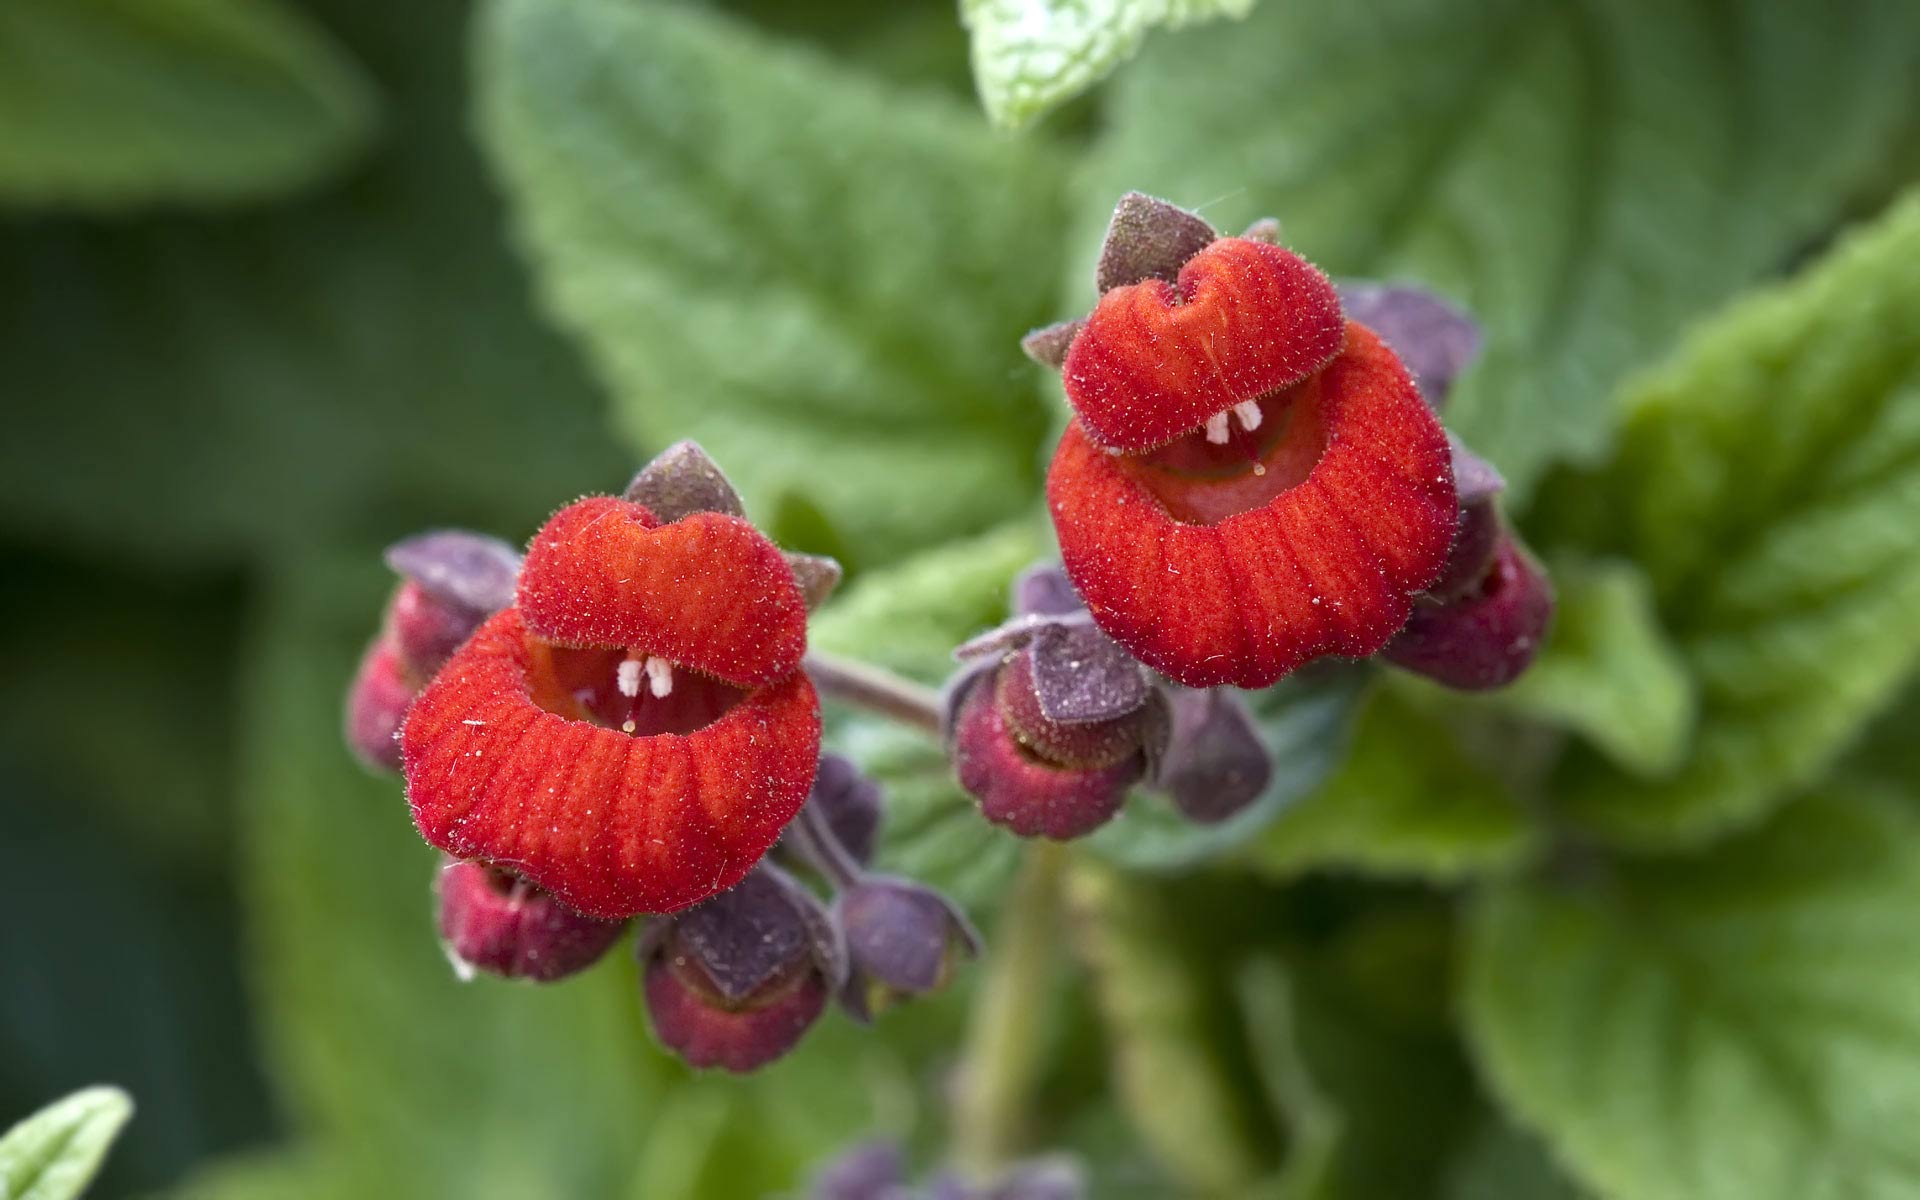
(1153, 687), (1272, 824)
(1385, 532), (1553, 690)
(435, 859), (629, 982)
(810, 1140), (909, 1200)
(835, 877), (979, 1022)
(344, 637), (416, 772)
(383, 529), (521, 615)
(793, 753), (883, 868)
(640, 865), (844, 1072)
(1424, 436), (1508, 604)
(1335, 282), (1482, 411)
(386, 580), (484, 679)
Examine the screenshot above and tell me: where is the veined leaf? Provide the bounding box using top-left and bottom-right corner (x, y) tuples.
(1463, 788), (1920, 1200)
(0, 1087), (133, 1200)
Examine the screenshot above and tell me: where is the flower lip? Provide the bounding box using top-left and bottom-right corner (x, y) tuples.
(1048, 321), (1458, 689)
(402, 606), (821, 918)
(1115, 371), (1331, 527)
(517, 495), (807, 689)
(1062, 236), (1346, 453)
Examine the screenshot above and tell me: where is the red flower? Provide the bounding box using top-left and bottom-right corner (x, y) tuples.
(402, 496), (820, 919)
(1043, 211), (1458, 690)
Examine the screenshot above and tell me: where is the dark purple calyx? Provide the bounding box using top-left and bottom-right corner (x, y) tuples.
(1336, 282), (1483, 411)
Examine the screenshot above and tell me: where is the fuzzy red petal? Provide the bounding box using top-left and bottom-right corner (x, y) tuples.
(1062, 238), (1345, 452)
(1048, 322), (1456, 688)
(402, 607), (821, 919)
(517, 496), (807, 688)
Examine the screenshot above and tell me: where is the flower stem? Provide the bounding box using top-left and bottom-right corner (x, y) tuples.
(787, 798), (865, 890)
(952, 841), (1067, 1173)
(803, 650), (943, 735)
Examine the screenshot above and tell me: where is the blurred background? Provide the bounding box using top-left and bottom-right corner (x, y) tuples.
(4, 0), (1917, 1196)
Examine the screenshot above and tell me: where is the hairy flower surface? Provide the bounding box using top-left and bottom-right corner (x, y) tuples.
(403, 496), (820, 919)
(1050, 319), (1456, 688)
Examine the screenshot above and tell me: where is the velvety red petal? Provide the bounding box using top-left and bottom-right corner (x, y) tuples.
(1048, 322), (1456, 688)
(517, 496), (807, 688)
(1062, 238), (1345, 452)
(402, 607), (821, 918)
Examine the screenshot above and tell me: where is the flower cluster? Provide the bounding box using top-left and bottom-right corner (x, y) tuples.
(339, 193), (1553, 1087)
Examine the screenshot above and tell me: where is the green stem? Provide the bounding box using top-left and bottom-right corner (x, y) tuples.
(803, 650), (943, 735)
(952, 841), (1067, 1173)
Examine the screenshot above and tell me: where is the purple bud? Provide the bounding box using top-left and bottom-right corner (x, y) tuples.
(435, 859), (629, 982)
(1021, 320), (1085, 370)
(623, 439), (746, 521)
(811, 1140), (909, 1200)
(792, 753), (883, 868)
(835, 876), (979, 1022)
(1385, 532), (1554, 690)
(1011, 563), (1084, 619)
(986, 1158), (1088, 1200)
(1095, 192), (1218, 294)
(1154, 688), (1272, 824)
(1425, 437), (1509, 604)
(787, 551), (845, 610)
(384, 530), (521, 616)
(344, 636), (415, 772)
(385, 580), (486, 678)
(640, 865), (842, 1072)
(1336, 283), (1482, 410)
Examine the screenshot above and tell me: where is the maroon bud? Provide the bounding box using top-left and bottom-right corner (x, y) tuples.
(835, 877), (979, 1022)
(1095, 192), (1218, 294)
(786, 551), (845, 611)
(640, 865), (843, 1072)
(1336, 282), (1482, 410)
(383, 530), (521, 616)
(436, 859), (629, 982)
(1021, 319), (1085, 370)
(810, 1140), (909, 1200)
(385, 580), (484, 678)
(1425, 436), (1508, 603)
(952, 672), (1145, 840)
(1385, 532), (1553, 690)
(995, 645), (1149, 770)
(344, 636), (416, 772)
(1154, 688), (1272, 824)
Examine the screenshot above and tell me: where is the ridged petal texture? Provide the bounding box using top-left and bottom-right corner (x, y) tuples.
(517, 496), (807, 687)
(403, 607), (821, 918)
(1049, 322), (1456, 688)
(1063, 237), (1345, 451)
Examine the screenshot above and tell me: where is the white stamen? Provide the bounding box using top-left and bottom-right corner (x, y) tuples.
(616, 657), (642, 697)
(646, 657), (674, 698)
(1204, 411), (1231, 444)
(1233, 400), (1263, 432)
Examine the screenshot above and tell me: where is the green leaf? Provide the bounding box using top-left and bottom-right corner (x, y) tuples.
(1087, 666), (1370, 871)
(1076, 0), (1920, 499)
(1234, 959), (1342, 1200)
(847, 718), (1023, 911)
(810, 521), (1044, 683)
(961, 0), (1253, 130)
(1442, 1119), (1589, 1200)
(1462, 788), (1920, 1200)
(0, 0), (625, 568)
(0, 1087), (133, 1200)
(0, 0), (376, 208)
(1493, 559), (1695, 778)
(1539, 192), (1920, 846)
(1243, 687), (1538, 882)
(478, 0), (1069, 566)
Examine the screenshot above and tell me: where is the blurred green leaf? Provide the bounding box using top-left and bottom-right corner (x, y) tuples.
(1065, 861), (1274, 1194)
(1537, 191), (1920, 847)
(477, 0), (1067, 566)
(1088, 667), (1369, 872)
(0, 1086), (133, 1200)
(0, 0), (376, 209)
(1234, 960), (1341, 1200)
(1243, 688), (1537, 882)
(961, 0), (1253, 130)
(847, 719), (1023, 912)
(0, 0), (624, 568)
(1076, 0), (1920, 499)
(811, 522), (1043, 682)
(1494, 559), (1695, 779)
(1462, 787), (1920, 1200)
(1442, 1118), (1588, 1200)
